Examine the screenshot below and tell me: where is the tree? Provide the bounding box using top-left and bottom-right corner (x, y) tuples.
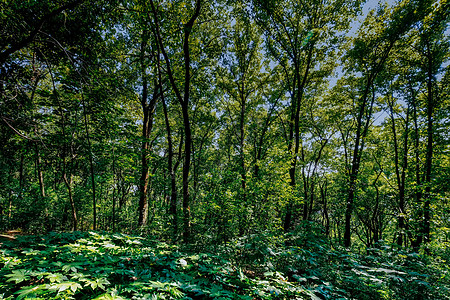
(148, 0), (202, 242)
(251, 0), (362, 232)
(341, 0), (438, 247)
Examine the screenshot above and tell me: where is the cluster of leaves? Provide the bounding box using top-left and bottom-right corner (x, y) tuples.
(1, 230), (449, 299)
(0, 231), (310, 299)
(202, 224), (450, 300)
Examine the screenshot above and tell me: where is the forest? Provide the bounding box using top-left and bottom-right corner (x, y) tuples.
(0, 0), (449, 299)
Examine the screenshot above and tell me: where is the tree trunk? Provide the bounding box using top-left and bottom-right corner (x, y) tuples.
(111, 145), (117, 232)
(284, 46), (313, 232)
(239, 85), (247, 236)
(138, 92), (150, 227)
(344, 80), (376, 248)
(80, 92), (97, 230)
(422, 41), (434, 244)
(181, 107), (192, 243)
(137, 35), (158, 228)
(161, 80), (178, 239)
(411, 91), (422, 248)
(35, 144), (46, 198)
(387, 94), (410, 247)
(63, 172), (77, 231)
(320, 180), (329, 237)
(149, 0), (201, 243)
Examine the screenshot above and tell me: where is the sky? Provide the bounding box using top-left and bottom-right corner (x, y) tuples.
(350, 0), (398, 35)
(327, 0), (401, 89)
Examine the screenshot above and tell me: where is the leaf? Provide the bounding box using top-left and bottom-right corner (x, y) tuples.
(49, 281), (82, 294)
(367, 267), (406, 275)
(149, 281), (167, 289)
(301, 30), (314, 46)
(15, 285), (44, 300)
(82, 277), (111, 290)
(264, 271), (274, 277)
(293, 274), (307, 282)
(62, 262), (84, 273)
(92, 292), (127, 300)
(46, 273), (68, 283)
(5, 269), (30, 283)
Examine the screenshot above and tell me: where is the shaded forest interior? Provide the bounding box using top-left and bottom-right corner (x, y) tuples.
(0, 0), (450, 294)
(1, 0), (450, 298)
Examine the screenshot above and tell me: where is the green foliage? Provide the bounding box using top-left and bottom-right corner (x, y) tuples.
(1, 231), (448, 299)
(0, 1), (449, 299)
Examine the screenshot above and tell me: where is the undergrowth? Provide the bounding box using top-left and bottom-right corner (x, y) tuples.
(0, 229), (448, 299)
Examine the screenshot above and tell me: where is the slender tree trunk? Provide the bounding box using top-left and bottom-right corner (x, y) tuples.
(46, 56), (78, 231)
(35, 144), (46, 198)
(320, 180), (329, 237)
(138, 82), (150, 227)
(410, 92), (423, 247)
(180, 5), (201, 242)
(422, 42), (434, 244)
(111, 145), (116, 232)
(284, 46), (313, 232)
(80, 92), (97, 230)
(161, 80), (178, 239)
(181, 108), (192, 242)
(373, 186), (379, 244)
(63, 172), (77, 231)
(239, 87), (247, 235)
(308, 182), (315, 220)
(301, 145), (308, 221)
(387, 95), (410, 246)
(149, 0), (201, 243)
(19, 151), (24, 199)
(137, 35), (158, 228)
(8, 188), (12, 227)
(344, 80), (376, 248)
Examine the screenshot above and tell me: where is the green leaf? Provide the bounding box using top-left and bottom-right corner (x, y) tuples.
(48, 281), (82, 294)
(46, 273), (68, 283)
(5, 269), (30, 283)
(92, 292), (127, 300)
(15, 285), (44, 300)
(82, 277), (111, 290)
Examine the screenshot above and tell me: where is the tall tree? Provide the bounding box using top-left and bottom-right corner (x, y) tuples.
(251, 0), (362, 231)
(217, 8), (268, 235)
(341, 0), (437, 247)
(148, 0), (202, 242)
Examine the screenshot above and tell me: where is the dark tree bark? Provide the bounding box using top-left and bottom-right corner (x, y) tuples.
(137, 31), (159, 227)
(63, 168), (77, 231)
(320, 180), (329, 237)
(422, 39), (435, 245)
(111, 146), (117, 232)
(80, 92), (97, 230)
(157, 46), (179, 239)
(35, 144), (46, 199)
(149, 0), (202, 243)
(387, 93), (410, 247)
(344, 80), (376, 248)
(284, 45), (314, 232)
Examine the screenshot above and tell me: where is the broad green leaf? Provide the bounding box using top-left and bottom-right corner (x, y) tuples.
(5, 269), (30, 283)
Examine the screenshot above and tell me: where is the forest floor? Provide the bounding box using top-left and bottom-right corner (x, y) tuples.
(0, 230), (449, 299)
(0, 229), (25, 241)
